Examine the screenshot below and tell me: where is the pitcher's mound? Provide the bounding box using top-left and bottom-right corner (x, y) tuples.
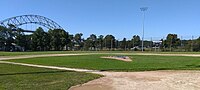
(101, 56), (132, 62)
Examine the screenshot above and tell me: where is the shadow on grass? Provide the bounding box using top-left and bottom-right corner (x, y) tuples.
(99, 68), (170, 72)
(0, 70), (72, 76)
(185, 64), (200, 68)
(195, 65), (200, 67)
(98, 67), (198, 72)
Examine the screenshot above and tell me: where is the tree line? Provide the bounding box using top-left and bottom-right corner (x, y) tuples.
(0, 26), (200, 52)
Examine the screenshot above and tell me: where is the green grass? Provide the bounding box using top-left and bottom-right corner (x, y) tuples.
(0, 51), (125, 56)
(8, 54), (200, 71)
(154, 52), (200, 54)
(2, 52), (200, 89)
(0, 51), (74, 56)
(0, 63), (101, 90)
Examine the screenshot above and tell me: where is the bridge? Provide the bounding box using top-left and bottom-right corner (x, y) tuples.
(0, 15), (63, 32)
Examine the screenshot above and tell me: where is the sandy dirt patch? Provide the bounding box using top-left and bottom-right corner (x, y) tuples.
(70, 70), (200, 90)
(101, 56), (132, 62)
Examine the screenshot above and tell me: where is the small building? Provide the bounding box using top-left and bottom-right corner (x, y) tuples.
(152, 41), (162, 52)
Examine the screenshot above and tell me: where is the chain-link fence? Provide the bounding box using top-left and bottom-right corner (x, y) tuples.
(142, 35), (200, 52)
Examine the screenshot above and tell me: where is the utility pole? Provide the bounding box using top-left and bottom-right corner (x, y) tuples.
(111, 38), (113, 51)
(140, 7), (148, 52)
(150, 37), (152, 51)
(181, 36), (183, 51)
(191, 36), (194, 52)
(133, 40), (134, 47)
(170, 37), (172, 52)
(162, 36), (165, 51)
(105, 39), (107, 50)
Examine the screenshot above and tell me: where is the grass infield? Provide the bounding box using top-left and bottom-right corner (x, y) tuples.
(8, 54), (200, 71)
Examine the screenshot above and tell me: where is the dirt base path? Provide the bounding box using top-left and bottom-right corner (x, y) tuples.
(70, 70), (200, 90)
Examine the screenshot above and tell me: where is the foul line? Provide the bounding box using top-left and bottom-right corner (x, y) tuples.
(0, 61), (99, 72)
(0, 53), (99, 73)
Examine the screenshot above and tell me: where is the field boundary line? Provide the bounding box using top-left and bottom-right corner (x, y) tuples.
(0, 61), (99, 72)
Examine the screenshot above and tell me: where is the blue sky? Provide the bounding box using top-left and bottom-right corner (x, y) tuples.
(0, 0), (200, 40)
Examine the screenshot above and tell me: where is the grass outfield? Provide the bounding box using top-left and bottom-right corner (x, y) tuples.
(0, 63), (101, 90)
(0, 51), (75, 56)
(8, 54), (200, 71)
(2, 51), (200, 56)
(0, 51), (122, 56)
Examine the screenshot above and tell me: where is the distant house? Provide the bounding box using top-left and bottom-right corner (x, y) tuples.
(153, 41), (162, 47)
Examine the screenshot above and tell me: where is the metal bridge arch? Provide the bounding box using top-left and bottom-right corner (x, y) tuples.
(0, 15), (63, 30)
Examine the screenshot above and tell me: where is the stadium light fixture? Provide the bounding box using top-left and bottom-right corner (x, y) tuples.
(140, 7), (148, 52)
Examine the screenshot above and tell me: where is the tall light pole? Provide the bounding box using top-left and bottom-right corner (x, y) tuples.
(140, 7), (148, 52)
